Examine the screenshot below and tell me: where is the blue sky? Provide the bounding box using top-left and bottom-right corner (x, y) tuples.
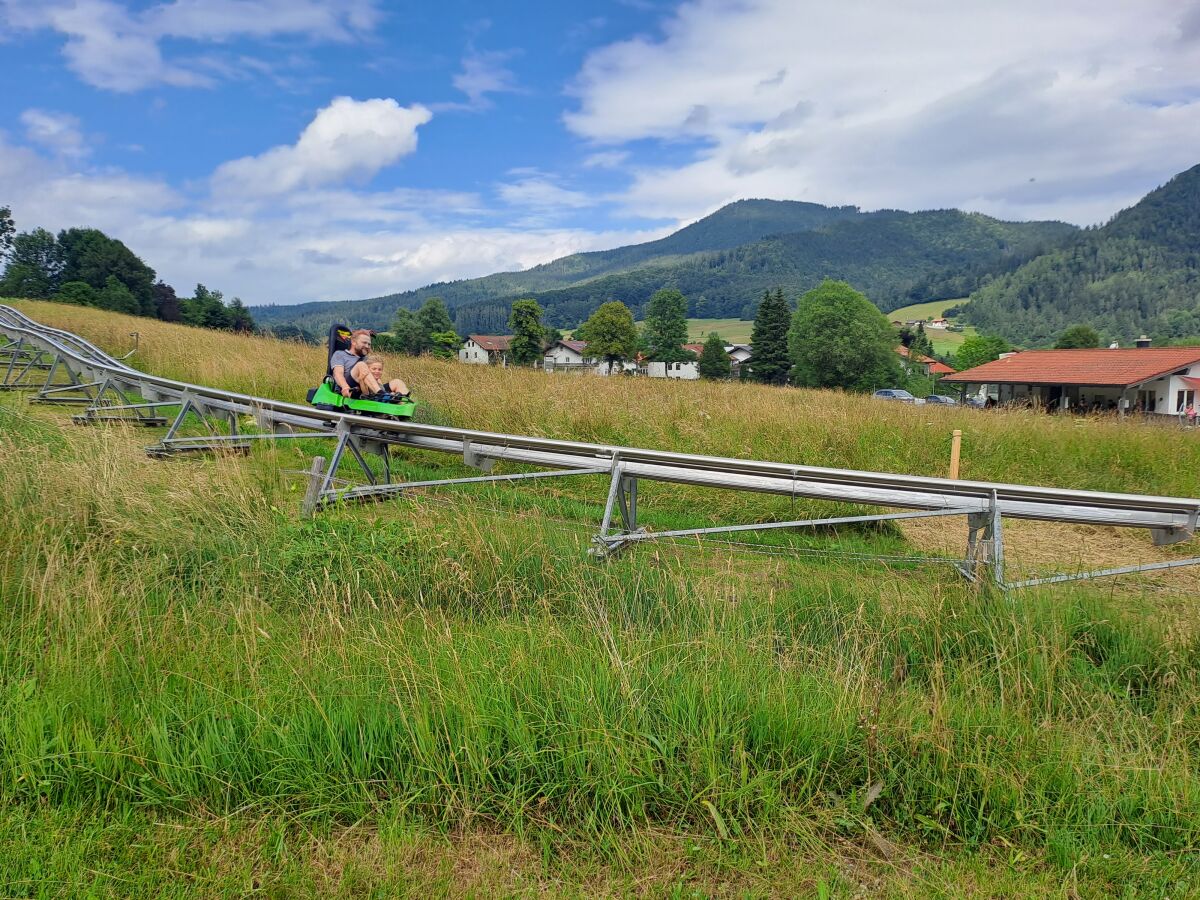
(2, 0), (1199, 305)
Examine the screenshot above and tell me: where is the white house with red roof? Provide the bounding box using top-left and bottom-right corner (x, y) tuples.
(459, 335), (513, 365)
(941, 345), (1200, 415)
(895, 344), (956, 377)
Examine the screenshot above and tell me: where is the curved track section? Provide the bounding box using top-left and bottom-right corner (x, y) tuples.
(2, 305), (1198, 587)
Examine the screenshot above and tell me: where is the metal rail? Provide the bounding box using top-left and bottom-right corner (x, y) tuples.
(2, 304), (1198, 589)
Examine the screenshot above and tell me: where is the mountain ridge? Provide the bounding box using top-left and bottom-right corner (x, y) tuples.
(252, 199), (1076, 335)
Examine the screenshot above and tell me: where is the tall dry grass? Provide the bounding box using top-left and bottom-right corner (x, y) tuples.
(3, 301), (1200, 894)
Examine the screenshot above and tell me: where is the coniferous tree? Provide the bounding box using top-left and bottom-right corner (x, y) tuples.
(749, 288), (791, 385)
(697, 331), (731, 380)
(508, 298), (545, 365)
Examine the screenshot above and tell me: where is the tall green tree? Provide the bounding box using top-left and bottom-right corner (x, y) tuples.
(788, 280), (902, 391)
(389, 308), (425, 355)
(954, 334), (1010, 371)
(226, 298), (255, 333)
(508, 298), (546, 365)
(697, 331), (731, 380)
(1054, 324), (1101, 349)
(0, 228), (62, 298)
(749, 288), (791, 385)
(152, 281), (181, 322)
(576, 301), (638, 374)
(58, 228), (155, 316)
(416, 296), (454, 352)
(643, 287), (691, 362)
(0, 206), (14, 263)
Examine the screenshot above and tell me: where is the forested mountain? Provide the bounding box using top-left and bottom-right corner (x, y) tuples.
(251, 200), (1074, 334)
(964, 164), (1200, 345)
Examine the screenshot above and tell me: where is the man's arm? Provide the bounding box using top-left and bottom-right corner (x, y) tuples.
(331, 365), (352, 397)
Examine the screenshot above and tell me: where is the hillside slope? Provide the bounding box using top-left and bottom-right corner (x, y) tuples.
(964, 163), (1200, 345)
(252, 200), (1074, 334)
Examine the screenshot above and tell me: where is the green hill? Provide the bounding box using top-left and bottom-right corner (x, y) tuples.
(251, 201), (1075, 335)
(963, 163), (1200, 346)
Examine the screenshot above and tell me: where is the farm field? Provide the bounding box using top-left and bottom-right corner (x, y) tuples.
(3, 299), (1200, 897)
(887, 300), (978, 356)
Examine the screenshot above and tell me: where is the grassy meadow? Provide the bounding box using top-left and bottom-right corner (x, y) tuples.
(886, 300), (978, 356)
(3, 299), (1200, 897)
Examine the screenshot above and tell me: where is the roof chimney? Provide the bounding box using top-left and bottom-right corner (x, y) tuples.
(1135, 335), (1152, 349)
(1109, 341), (1120, 349)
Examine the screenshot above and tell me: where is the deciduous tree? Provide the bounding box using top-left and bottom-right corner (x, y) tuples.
(577, 301), (638, 374)
(1054, 324), (1101, 349)
(954, 334), (1010, 371)
(788, 280), (902, 391)
(0, 228), (62, 298)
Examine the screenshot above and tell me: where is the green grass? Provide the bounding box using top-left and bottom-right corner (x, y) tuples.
(3, 302), (1200, 895)
(887, 300), (978, 356)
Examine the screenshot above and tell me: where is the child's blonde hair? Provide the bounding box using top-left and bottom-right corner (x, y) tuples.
(364, 354), (384, 367)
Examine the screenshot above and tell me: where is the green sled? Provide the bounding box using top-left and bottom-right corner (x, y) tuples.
(307, 380), (417, 420)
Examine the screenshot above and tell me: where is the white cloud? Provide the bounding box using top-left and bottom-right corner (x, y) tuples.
(497, 174), (593, 210)
(567, 0), (1200, 224)
(1, 0), (380, 91)
(0, 130), (664, 304)
(582, 150), (629, 169)
(20, 109), (89, 159)
(452, 49), (522, 107)
(211, 97), (433, 199)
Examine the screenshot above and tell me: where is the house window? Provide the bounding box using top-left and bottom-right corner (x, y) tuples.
(1178, 390), (1196, 411)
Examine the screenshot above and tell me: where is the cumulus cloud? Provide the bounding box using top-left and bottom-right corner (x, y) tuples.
(0, 129), (664, 304)
(0, 0), (380, 91)
(20, 109), (89, 159)
(211, 97), (433, 199)
(567, 0), (1200, 224)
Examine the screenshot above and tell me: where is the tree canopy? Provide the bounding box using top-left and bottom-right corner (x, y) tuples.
(508, 298), (545, 365)
(576, 301), (638, 373)
(642, 288), (691, 362)
(749, 288), (791, 385)
(0, 206), (14, 263)
(1054, 324), (1101, 349)
(697, 332), (731, 380)
(954, 334), (1010, 371)
(787, 280), (902, 392)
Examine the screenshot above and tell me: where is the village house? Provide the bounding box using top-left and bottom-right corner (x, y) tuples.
(459, 335), (513, 365)
(895, 344), (956, 377)
(941, 344), (1200, 415)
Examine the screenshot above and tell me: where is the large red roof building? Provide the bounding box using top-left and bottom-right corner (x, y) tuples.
(942, 347), (1200, 415)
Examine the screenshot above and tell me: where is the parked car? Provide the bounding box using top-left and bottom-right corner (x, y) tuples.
(925, 394), (958, 406)
(873, 388), (916, 402)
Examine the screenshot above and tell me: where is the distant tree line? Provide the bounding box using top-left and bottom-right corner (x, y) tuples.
(0, 209), (254, 333)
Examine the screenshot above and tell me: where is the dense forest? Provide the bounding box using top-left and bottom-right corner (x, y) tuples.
(0, 213), (254, 332)
(964, 164), (1200, 345)
(252, 200), (1075, 335)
